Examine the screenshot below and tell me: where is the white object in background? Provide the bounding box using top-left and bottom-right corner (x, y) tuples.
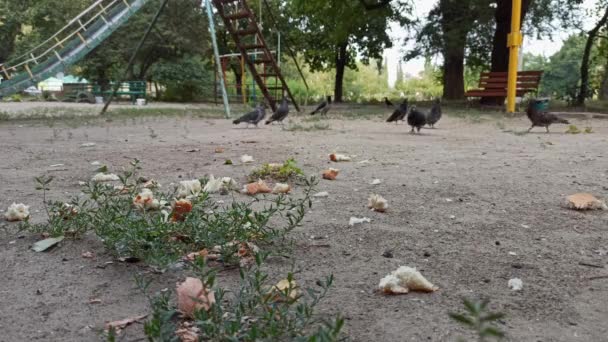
(136, 98), (146, 106)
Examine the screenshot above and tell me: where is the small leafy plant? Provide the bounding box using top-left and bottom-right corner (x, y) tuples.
(23, 160), (317, 268)
(141, 255), (344, 341)
(565, 125), (581, 134)
(248, 158), (305, 182)
(449, 298), (506, 342)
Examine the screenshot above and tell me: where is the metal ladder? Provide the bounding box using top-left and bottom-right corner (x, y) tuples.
(212, 0), (299, 112)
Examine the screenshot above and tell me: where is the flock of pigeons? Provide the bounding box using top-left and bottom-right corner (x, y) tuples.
(385, 98), (442, 133)
(232, 95), (442, 133)
(232, 96), (567, 134)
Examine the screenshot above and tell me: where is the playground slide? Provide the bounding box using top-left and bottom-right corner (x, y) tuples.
(0, 0), (150, 98)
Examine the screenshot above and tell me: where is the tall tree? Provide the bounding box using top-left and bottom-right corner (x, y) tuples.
(287, 0), (412, 102)
(577, 4), (608, 105)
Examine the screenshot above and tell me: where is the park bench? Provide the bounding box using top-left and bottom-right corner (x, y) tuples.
(465, 71), (543, 98)
(92, 81), (146, 103)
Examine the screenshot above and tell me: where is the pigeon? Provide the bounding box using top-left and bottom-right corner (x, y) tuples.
(526, 99), (569, 133)
(266, 97), (289, 126)
(386, 99), (408, 124)
(426, 99), (442, 128)
(233, 103), (267, 128)
(311, 96), (332, 116)
(407, 105), (427, 134)
(384, 97), (394, 107)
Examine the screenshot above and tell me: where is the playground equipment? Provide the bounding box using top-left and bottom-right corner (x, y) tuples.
(0, 0), (300, 116)
(0, 0), (150, 98)
(507, 0), (523, 113)
(212, 0), (299, 112)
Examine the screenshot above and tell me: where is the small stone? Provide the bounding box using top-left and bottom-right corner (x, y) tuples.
(382, 250), (394, 258)
(512, 263), (523, 269)
(423, 251), (431, 258)
(36, 289), (43, 295)
(495, 241), (501, 246)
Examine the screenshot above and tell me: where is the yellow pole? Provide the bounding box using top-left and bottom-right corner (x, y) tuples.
(507, 0), (523, 113)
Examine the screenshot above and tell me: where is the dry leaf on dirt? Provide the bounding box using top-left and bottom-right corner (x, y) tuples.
(329, 153), (352, 162)
(566, 193), (607, 211)
(272, 183), (291, 194)
(322, 168), (339, 180)
(104, 314), (147, 334)
(176, 277), (215, 318)
(215, 147), (225, 153)
(266, 278), (301, 302)
(32, 236), (64, 252)
(4, 203), (30, 222)
(176, 321), (201, 342)
(378, 266), (439, 295)
(171, 199), (193, 222)
(368, 194), (389, 212)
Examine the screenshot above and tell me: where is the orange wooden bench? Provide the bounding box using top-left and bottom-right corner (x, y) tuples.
(465, 71), (543, 98)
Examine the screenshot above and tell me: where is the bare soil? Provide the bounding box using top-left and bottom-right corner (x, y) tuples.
(1, 104), (607, 341)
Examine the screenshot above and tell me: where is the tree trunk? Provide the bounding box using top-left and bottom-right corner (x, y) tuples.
(334, 42), (348, 103)
(439, 0), (468, 100)
(577, 7), (608, 106)
(481, 0), (532, 105)
(442, 51), (465, 100)
(600, 56), (608, 100)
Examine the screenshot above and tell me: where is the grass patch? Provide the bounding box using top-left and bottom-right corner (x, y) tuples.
(248, 158), (304, 183)
(136, 256), (344, 341)
(22, 160), (317, 268)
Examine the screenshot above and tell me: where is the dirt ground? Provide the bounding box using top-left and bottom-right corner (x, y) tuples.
(1, 103), (607, 341)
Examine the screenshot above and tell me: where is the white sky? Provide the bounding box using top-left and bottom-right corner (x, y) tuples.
(385, 0), (598, 86)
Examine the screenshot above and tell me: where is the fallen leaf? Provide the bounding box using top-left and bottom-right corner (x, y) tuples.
(176, 322), (200, 342)
(104, 314), (147, 334)
(89, 298), (102, 304)
(267, 278), (301, 302)
(224, 159), (233, 165)
(215, 147), (225, 153)
(32, 236), (64, 252)
(566, 193), (607, 210)
(176, 277), (215, 318)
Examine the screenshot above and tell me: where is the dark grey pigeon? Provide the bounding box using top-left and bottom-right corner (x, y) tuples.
(266, 97), (289, 126)
(407, 105), (427, 134)
(526, 99), (569, 133)
(426, 99), (442, 128)
(311, 96), (332, 116)
(384, 97), (394, 107)
(233, 103), (267, 128)
(386, 99), (408, 124)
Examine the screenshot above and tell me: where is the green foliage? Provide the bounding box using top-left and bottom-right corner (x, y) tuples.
(23, 160), (317, 268)
(141, 256), (343, 341)
(449, 298), (506, 342)
(149, 56), (213, 102)
(248, 158), (305, 183)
